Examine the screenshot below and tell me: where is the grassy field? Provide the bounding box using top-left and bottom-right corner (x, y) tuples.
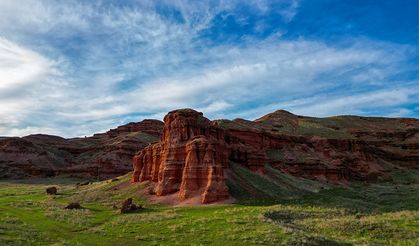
(0, 170), (418, 245)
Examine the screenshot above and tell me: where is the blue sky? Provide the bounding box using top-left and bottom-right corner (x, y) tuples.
(0, 0), (418, 137)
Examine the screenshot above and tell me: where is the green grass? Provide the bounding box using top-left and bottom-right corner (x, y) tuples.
(216, 119), (253, 130)
(0, 169), (418, 245)
(295, 119), (351, 139)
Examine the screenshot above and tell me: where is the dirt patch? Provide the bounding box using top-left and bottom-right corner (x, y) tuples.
(137, 182), (235, 206)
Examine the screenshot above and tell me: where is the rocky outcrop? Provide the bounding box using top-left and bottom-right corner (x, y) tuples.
(179, 137), (229, 203)
(132, 143), (162, 183)
(132, 109), (229, 203)
(120, 198), (142, 213)
(132, 109), (419, 203)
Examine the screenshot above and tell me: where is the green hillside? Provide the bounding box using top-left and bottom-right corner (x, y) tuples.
(1, 168), (418, 245)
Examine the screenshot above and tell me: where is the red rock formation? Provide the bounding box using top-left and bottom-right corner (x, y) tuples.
(132, 143), (161, 183)
(132, 108), (419, 203)
(2, 106), (417, 203)
(132, 109), (229, 203)
(178, 137), (229, 203)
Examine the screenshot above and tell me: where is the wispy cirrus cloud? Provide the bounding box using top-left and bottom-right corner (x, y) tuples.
(0, 0), (417, 137)
(0, 37), (63, 131)
(235, 85), (419, 119)
(0, 37), (58, 89)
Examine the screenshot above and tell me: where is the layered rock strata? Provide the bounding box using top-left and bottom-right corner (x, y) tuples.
(0, 120), (164, 179)
(132, 109), (419, 203)
(132, 109), (230, 203)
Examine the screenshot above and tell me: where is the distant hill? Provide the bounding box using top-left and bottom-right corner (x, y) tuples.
(0, 120), (163, 179)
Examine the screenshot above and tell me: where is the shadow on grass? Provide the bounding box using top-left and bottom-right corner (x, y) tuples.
(232, 182), (419, 215)
(228, 162), (419, 215)
(0, 176), (89, 185)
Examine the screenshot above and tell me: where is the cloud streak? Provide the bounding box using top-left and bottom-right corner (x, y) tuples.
(0, 37), (57, 89)
(0, 0), (417, 137)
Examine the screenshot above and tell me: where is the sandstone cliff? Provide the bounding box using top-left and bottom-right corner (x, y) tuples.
(132, 109), (419, 204)
(132, 109), (229, 203)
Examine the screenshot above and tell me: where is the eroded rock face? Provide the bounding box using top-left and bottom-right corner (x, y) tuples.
(132, 108), (419, 203)
(133, 109), (229, 203)
(132, 143), (161, 183)
(179, 137), (229, 203)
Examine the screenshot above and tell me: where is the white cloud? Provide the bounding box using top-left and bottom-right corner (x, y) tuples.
(277, 0), (300, 22)
(123, 40), (408, 114)
(0, 0), (416, 137)
(0, 37), (57, 89)
(0, 0), (90, 35)
(197, 100), (232, 114)
(384, 108), (414, 118)
(0, 126), (61, 137)
(0, 37), (62, 135)
(233, 86), (419, 119)
(289, 87), (416, 117)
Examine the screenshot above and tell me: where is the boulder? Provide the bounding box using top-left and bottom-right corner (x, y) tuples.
(120, 198), (141, 213)
(65, 202), (82, 209)
(46, 187), (57, 195)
